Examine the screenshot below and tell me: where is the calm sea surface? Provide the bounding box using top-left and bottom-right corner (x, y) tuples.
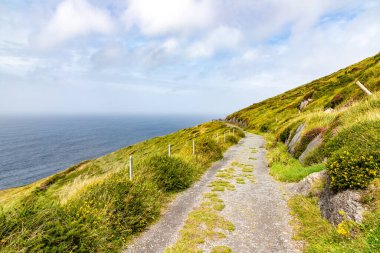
(0, 115), (216, 190)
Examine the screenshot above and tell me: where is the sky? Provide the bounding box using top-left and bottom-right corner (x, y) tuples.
(0, 0), (379, 116)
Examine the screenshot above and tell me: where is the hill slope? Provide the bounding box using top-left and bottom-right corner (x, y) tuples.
(227, 52), (380, 131)
(227, 52), (380, 252)
(227, 52), (380, 165)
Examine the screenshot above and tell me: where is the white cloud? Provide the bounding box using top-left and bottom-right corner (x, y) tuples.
(123, 0), (215, 35)
(1, 0), (380, 115)
(31, 0), (113, 49)
(217, 0), (363, 42)
(0, 55), (39, 75)
(162, 39), (178, 53)
(231, 49), (261, 66)
(187, 26), (242, 58)
(224, 2), (380, 98)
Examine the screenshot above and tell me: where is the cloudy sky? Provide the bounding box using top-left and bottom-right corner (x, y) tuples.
(0, 0), (379, 116)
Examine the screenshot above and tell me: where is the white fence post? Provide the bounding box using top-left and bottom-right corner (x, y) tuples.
(192, 139), (195, 155)
(129, 155), (133, 180)
(356, 81), (372, 96)
(168, 144), (171, 157)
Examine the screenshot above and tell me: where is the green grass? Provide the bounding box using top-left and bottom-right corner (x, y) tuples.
(236, 178), (245, 184)
(270, 161), (325, 182)
(209, 180), (236, 192)
(242, 167), (254, 173)
(289, 185), (380, 252)
(227, 53), (380, 134)
(0, 121), (243, 252)
(216, 168), (235, 180)
(266, 139), (325, 182)
(165, 192), (234, 253)
(231, 162), (254, 172)
(211, 245), (232, 253)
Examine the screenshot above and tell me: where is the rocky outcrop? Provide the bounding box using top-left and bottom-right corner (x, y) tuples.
(299, 133), (323, 164)
(291, 170), (327, 196)
(291, 171), (364, 226)
(319, 179), (364, 225)
(225, 117), (248, 128)
(298, 98), (312, 112)
(287, 123), (305, 155)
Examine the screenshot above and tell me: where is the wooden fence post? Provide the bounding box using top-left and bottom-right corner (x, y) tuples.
(129, 156), (133, 180)
(168, 144), (171, 157)
(356, 81), (372, 96)
(192, 139), (195, 156)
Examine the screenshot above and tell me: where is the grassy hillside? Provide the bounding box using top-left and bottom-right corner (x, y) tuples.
(227, 53), (379, 132)
(227, 52), (380, 252)
(0, 121), (244, 252)
(227, 52), (380, 167)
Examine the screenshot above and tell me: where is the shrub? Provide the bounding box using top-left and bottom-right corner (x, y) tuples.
(337, 75), (354, 85)
(225, 135), (238, 144)
(307, 120), (380, 165)
(0, 170), (166, 252)
(327, 151), (380, 191)
(324, 94), (344, 109)
(279, 127), (291, 143)
(196, 137), (223, 162)
(235, 129), (245, 138)
(143, 155), (196, 192)
(259, 123), (270, 132)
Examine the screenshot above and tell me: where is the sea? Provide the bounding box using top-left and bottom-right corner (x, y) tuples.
(0, 115), (218, 190)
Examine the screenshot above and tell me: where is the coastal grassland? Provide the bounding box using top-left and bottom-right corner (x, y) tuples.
(289, 179), (380, 252)
(227, 53), (380, 133)
(0, 121), (244, 252)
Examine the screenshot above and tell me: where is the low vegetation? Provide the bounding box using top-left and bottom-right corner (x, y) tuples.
(211, 245), (232, 253)
(0, 122), (244, 252)
(166, 157), (257, 252)
(327, 150), (380, 191)
(165, 189), (235, 252)
(265, 136), (325, 182)
(289, 178), (380, 252)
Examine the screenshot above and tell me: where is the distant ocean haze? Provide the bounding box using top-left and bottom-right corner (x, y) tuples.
(0, 115), (216, 190)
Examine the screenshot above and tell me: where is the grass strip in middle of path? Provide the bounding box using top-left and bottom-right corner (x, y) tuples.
(165, 192), (234, 253)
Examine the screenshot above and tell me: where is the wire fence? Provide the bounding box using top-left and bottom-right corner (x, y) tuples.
(128, 126), (240, 180)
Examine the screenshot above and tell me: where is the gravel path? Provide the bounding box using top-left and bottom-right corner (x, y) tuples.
(215, 133), (300, 253)
(124, 133), (299, 253)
